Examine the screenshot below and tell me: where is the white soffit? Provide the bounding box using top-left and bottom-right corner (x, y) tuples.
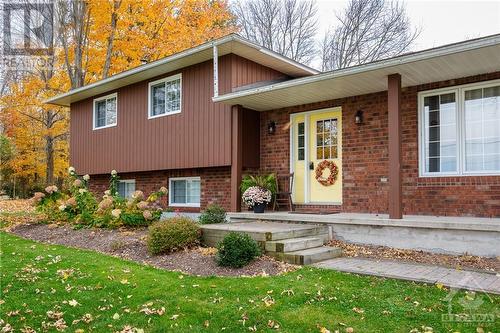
(45, 34), (318, 106)
(214, 34), (500, 111)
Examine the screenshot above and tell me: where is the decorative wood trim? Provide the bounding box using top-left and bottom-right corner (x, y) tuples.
(230, 105), (243, 212)
(388, 73), (403, 219)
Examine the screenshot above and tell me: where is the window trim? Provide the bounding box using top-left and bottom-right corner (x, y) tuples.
(418, 78), (500, 177)
(93, 92), (118, 130)
(118, 179), (135, 198)
(148, 73), (182, 119)
(168, 176), (201, 208)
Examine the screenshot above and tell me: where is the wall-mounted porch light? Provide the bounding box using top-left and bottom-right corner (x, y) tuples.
(355, 110), (364, 125)
(267, 121), (277, 134)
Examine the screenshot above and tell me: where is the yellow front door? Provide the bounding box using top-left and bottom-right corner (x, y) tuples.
(291, 108), (342, 204)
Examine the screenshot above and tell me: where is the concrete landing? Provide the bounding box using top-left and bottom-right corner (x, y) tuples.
(227, 212), (500, 257)
(314, 257), (500, 295)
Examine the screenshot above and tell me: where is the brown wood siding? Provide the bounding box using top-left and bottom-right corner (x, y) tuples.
(70, 54), (280, 175)
(229, 54), (289, 92)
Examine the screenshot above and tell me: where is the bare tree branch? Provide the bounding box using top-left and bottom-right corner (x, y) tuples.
(233, 0), (318, 65)
(55, 0), (91, 88)
(321, 0), (420, 70)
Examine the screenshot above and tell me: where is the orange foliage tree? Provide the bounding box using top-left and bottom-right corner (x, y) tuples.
(0, 0), (236, 196)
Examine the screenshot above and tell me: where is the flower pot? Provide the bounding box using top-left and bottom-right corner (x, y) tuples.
(253, 202), (266, 213)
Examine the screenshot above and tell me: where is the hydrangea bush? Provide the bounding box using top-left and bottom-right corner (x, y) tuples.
(242, 186), (272, 208)
(31, 167), (168, 228)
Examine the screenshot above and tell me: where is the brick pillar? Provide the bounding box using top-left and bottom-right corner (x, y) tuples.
(230, 105), (243, 212)
(388, 74), (402, 219)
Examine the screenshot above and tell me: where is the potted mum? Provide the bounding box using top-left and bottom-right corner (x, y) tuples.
(242, 186), (272, 213)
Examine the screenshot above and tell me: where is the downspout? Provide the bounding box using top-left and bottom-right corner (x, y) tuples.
(212, 43), (219, 98)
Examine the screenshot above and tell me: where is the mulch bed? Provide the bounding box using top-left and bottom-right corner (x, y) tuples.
(10, 223), (295, 277)
(328, 239), (500, 273)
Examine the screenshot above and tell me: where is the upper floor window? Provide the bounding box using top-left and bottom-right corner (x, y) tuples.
(419, 80), (500, 176)
(93, 93), (117, 130)
(148, 74), (181, 119)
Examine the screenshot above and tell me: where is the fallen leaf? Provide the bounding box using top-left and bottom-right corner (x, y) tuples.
(68, 299), (79, 307)
(352, 307), (364, 314)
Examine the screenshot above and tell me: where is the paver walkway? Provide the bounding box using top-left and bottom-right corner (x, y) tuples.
(313, 257), (500, 295)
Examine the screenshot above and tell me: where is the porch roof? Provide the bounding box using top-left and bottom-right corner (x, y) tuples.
(213, 34), (500, 111)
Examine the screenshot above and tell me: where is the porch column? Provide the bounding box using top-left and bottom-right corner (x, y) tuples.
(388, 74), (402, 219)
(230, 105), (243, 212)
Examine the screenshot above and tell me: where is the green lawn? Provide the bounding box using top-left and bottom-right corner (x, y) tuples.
(0, 233), (498, 332)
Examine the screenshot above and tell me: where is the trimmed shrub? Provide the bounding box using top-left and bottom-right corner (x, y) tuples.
(147, 217), (200, 255)
(199, 204), (226, 224)
(216, 232), (261, 268)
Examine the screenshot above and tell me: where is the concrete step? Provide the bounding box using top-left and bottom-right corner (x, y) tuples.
(265, 235), (327, 253)
(200, 221), (329, 247)
(269, 246), (342, 265)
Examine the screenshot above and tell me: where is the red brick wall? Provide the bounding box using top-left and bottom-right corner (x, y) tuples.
(401, 73), (500, 217)
(260, 72), (500, 217)
(88, 167), (231, 212)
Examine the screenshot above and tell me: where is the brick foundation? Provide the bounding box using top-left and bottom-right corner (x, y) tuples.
(260, 72), (500, 217)
(88, 166), (231, 212)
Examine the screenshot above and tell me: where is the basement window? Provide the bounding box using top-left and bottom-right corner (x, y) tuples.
(118, 180), (135, 198)
(168, 177), (200, 207)
(93, 93), (117, 129)
(419, 79), (500, 176)
(148, 74), (182, 119)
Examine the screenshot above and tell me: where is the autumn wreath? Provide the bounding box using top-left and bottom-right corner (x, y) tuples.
(315, 160), (339, 186)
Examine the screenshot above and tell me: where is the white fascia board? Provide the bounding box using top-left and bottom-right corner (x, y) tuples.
(213, 33), (500, 103)
(230, 35), (319, 75)
(45, 34), (318, 106)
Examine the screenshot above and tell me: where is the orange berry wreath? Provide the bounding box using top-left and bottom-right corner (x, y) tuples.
(315, 160), (339, 186)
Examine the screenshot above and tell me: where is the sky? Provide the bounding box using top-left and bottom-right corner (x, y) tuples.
(316, 0), (500, 51)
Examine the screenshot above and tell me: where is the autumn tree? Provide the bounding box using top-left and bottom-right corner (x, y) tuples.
(0, 0), (236, 195)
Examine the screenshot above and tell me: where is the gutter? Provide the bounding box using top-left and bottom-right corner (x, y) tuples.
(213, 33), (500, 103)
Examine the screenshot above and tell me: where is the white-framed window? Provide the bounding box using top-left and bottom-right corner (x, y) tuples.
(93, 93), (117, 129)
(118, 180), (135, 198)
(419, 79), (500, 177)
(148, 73), (182, 119)
(168, 177), (200, 207)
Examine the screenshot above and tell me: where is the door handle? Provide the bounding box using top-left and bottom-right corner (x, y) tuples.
(309, 162), (314, 170)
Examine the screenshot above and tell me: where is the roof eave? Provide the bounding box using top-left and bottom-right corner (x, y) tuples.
(45, 33), (318, 107)
(213, 33), (500, 104)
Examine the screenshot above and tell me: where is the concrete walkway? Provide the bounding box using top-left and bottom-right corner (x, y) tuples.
(313, 257), (500, 295)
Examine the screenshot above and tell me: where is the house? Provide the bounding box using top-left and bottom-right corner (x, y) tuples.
(47, 33), (500, 219)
